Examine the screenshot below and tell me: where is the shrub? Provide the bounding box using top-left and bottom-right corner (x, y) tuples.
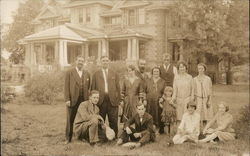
(24, 71), (64, 104)
(1, 85), (16, 103)
(234, 105), (249, 139)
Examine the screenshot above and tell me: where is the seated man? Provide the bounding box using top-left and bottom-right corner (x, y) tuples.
(74, 90), (107, 146)
(173, 101), (200, 144)
(116, 101), (155, 148)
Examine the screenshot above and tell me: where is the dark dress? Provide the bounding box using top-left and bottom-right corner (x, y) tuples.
(145, 78), (166, 129)
(161, 98), (177, 125)
(120, 77), (143, 123)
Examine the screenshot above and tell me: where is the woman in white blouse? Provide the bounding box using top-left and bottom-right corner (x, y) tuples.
(173, 101), (200, 144)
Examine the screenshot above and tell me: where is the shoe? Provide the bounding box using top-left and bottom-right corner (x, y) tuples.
(90, 142), (96, 146)
(116, 139), (123, 146)
(64, 140), (70, 145)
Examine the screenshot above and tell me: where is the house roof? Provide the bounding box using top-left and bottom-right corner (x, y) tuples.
(21, 25), (87, 42)
(65, 1), (113, 8)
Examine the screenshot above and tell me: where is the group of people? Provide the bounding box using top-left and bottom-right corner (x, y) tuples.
(64, 54), (236, 148)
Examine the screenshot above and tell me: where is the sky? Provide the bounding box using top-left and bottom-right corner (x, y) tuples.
(1, 0), (20, 24)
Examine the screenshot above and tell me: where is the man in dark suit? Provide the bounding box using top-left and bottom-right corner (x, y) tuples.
(135, 59), (148, 81)
(64, 56), (90, 144)
(116, 101), (155, 148)
(159, 53), (178, 87)
(91, 56), (120, 136)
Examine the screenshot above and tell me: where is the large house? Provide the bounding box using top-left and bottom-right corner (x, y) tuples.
(20, 0), (189, 73)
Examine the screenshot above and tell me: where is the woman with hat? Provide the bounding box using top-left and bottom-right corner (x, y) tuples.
(197, 102), (236, 143)
(193, 63), (213, 126)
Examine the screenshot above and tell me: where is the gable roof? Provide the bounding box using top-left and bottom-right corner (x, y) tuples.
(22, 25), (87, 42)
(65, 1), (113, 8)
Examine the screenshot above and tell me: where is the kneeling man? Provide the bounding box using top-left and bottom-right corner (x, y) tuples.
(117, 101), (155, 148)
(74, 90), (107, 145)
(173, 101), (200, 144)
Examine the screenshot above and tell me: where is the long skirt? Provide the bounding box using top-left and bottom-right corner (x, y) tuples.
(195, 97), (213, 121)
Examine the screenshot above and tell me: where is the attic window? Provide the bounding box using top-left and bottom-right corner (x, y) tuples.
(86, 8), (91, 22)
(78, 8), (83, 23)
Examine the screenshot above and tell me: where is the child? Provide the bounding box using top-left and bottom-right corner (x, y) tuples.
(159, 86), (177, 136)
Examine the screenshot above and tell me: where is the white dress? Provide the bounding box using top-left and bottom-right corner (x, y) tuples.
(173, 112), (200, 144)
(172, 73), (193, 120)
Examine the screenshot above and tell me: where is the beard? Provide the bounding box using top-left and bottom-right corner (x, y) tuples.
(139, 66), (145, 73)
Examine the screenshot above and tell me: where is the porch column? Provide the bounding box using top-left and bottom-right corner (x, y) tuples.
(98, 40), (102, 60)
(101, 39), (109, 57)
(63, 40), (69, 65)
(30, 43), (36, 65)
(127, 38), (132, 60)
(54, 41), (59, 64)
(41, 44), (46, 64)
(132, 38), (139, 60)
(85, 43), (89, 59)
(179, 41), (184, 61)
(58, 40), (64, 66)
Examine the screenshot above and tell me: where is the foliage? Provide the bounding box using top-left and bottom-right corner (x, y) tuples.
(234, 105), (249, 139)
(1, 86), (16, 104)
(172, 0), (249, 63)
(24, 71), (64, 105)
(2, 0), (44, 64)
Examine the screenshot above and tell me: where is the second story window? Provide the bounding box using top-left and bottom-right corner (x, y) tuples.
(127, 8), (145, 26)
(86, 8), (91, 22)
(104, 16), (121, 25)
(78, 8), (83, 23)
(128, 9), (136, 25)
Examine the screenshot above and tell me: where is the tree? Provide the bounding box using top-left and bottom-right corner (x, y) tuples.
(2, 0), (44, 64)
(172, 0), (249, 84)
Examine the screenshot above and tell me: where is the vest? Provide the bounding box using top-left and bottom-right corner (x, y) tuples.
(160, 64), (174, 87)
(79, 75), (84, 97)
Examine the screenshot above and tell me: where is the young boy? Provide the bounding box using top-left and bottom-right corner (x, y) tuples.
(116, 101), (155, 148)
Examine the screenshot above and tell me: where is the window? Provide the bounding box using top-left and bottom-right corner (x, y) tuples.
(172, 43), (180, 62)
(128, 9), (136, 25)
(104, 16), (121, 25)
(86, 8), (91, 22)
(138, 8), (145, 25)
(172, 13), (181, 28)
(78, 8), (83, 23)
(127, 8), (146, 26)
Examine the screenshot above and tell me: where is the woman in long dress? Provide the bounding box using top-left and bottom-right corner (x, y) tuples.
(145, 67), (166, 134)
(193, 63), (213, 126)
(198, 102), (236, 143)
(172, 61), (194, 122)
(120, 65), (143, 123)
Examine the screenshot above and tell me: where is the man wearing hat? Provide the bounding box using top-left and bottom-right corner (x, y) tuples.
(116, 101), (155, 148)
(172, 101), (200, 144)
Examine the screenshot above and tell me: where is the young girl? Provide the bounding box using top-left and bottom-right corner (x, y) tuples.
(160, 86), (177, 136)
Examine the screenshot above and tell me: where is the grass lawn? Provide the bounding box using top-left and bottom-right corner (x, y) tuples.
(1, 84), (249, 156)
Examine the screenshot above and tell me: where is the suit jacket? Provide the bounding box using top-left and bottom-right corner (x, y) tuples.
(91, 69), (120, 106)
(64, 67), (90, 107)
(125, 112), (155, 135)
(74, 100), (100, 137)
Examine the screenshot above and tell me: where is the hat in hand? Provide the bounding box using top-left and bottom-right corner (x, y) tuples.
(105, 125), (115, 141)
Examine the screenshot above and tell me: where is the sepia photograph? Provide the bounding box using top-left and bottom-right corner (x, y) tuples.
(1, 0), (249, 155)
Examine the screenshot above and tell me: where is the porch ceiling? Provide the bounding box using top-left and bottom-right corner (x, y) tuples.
(21, 25), (87, 43)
